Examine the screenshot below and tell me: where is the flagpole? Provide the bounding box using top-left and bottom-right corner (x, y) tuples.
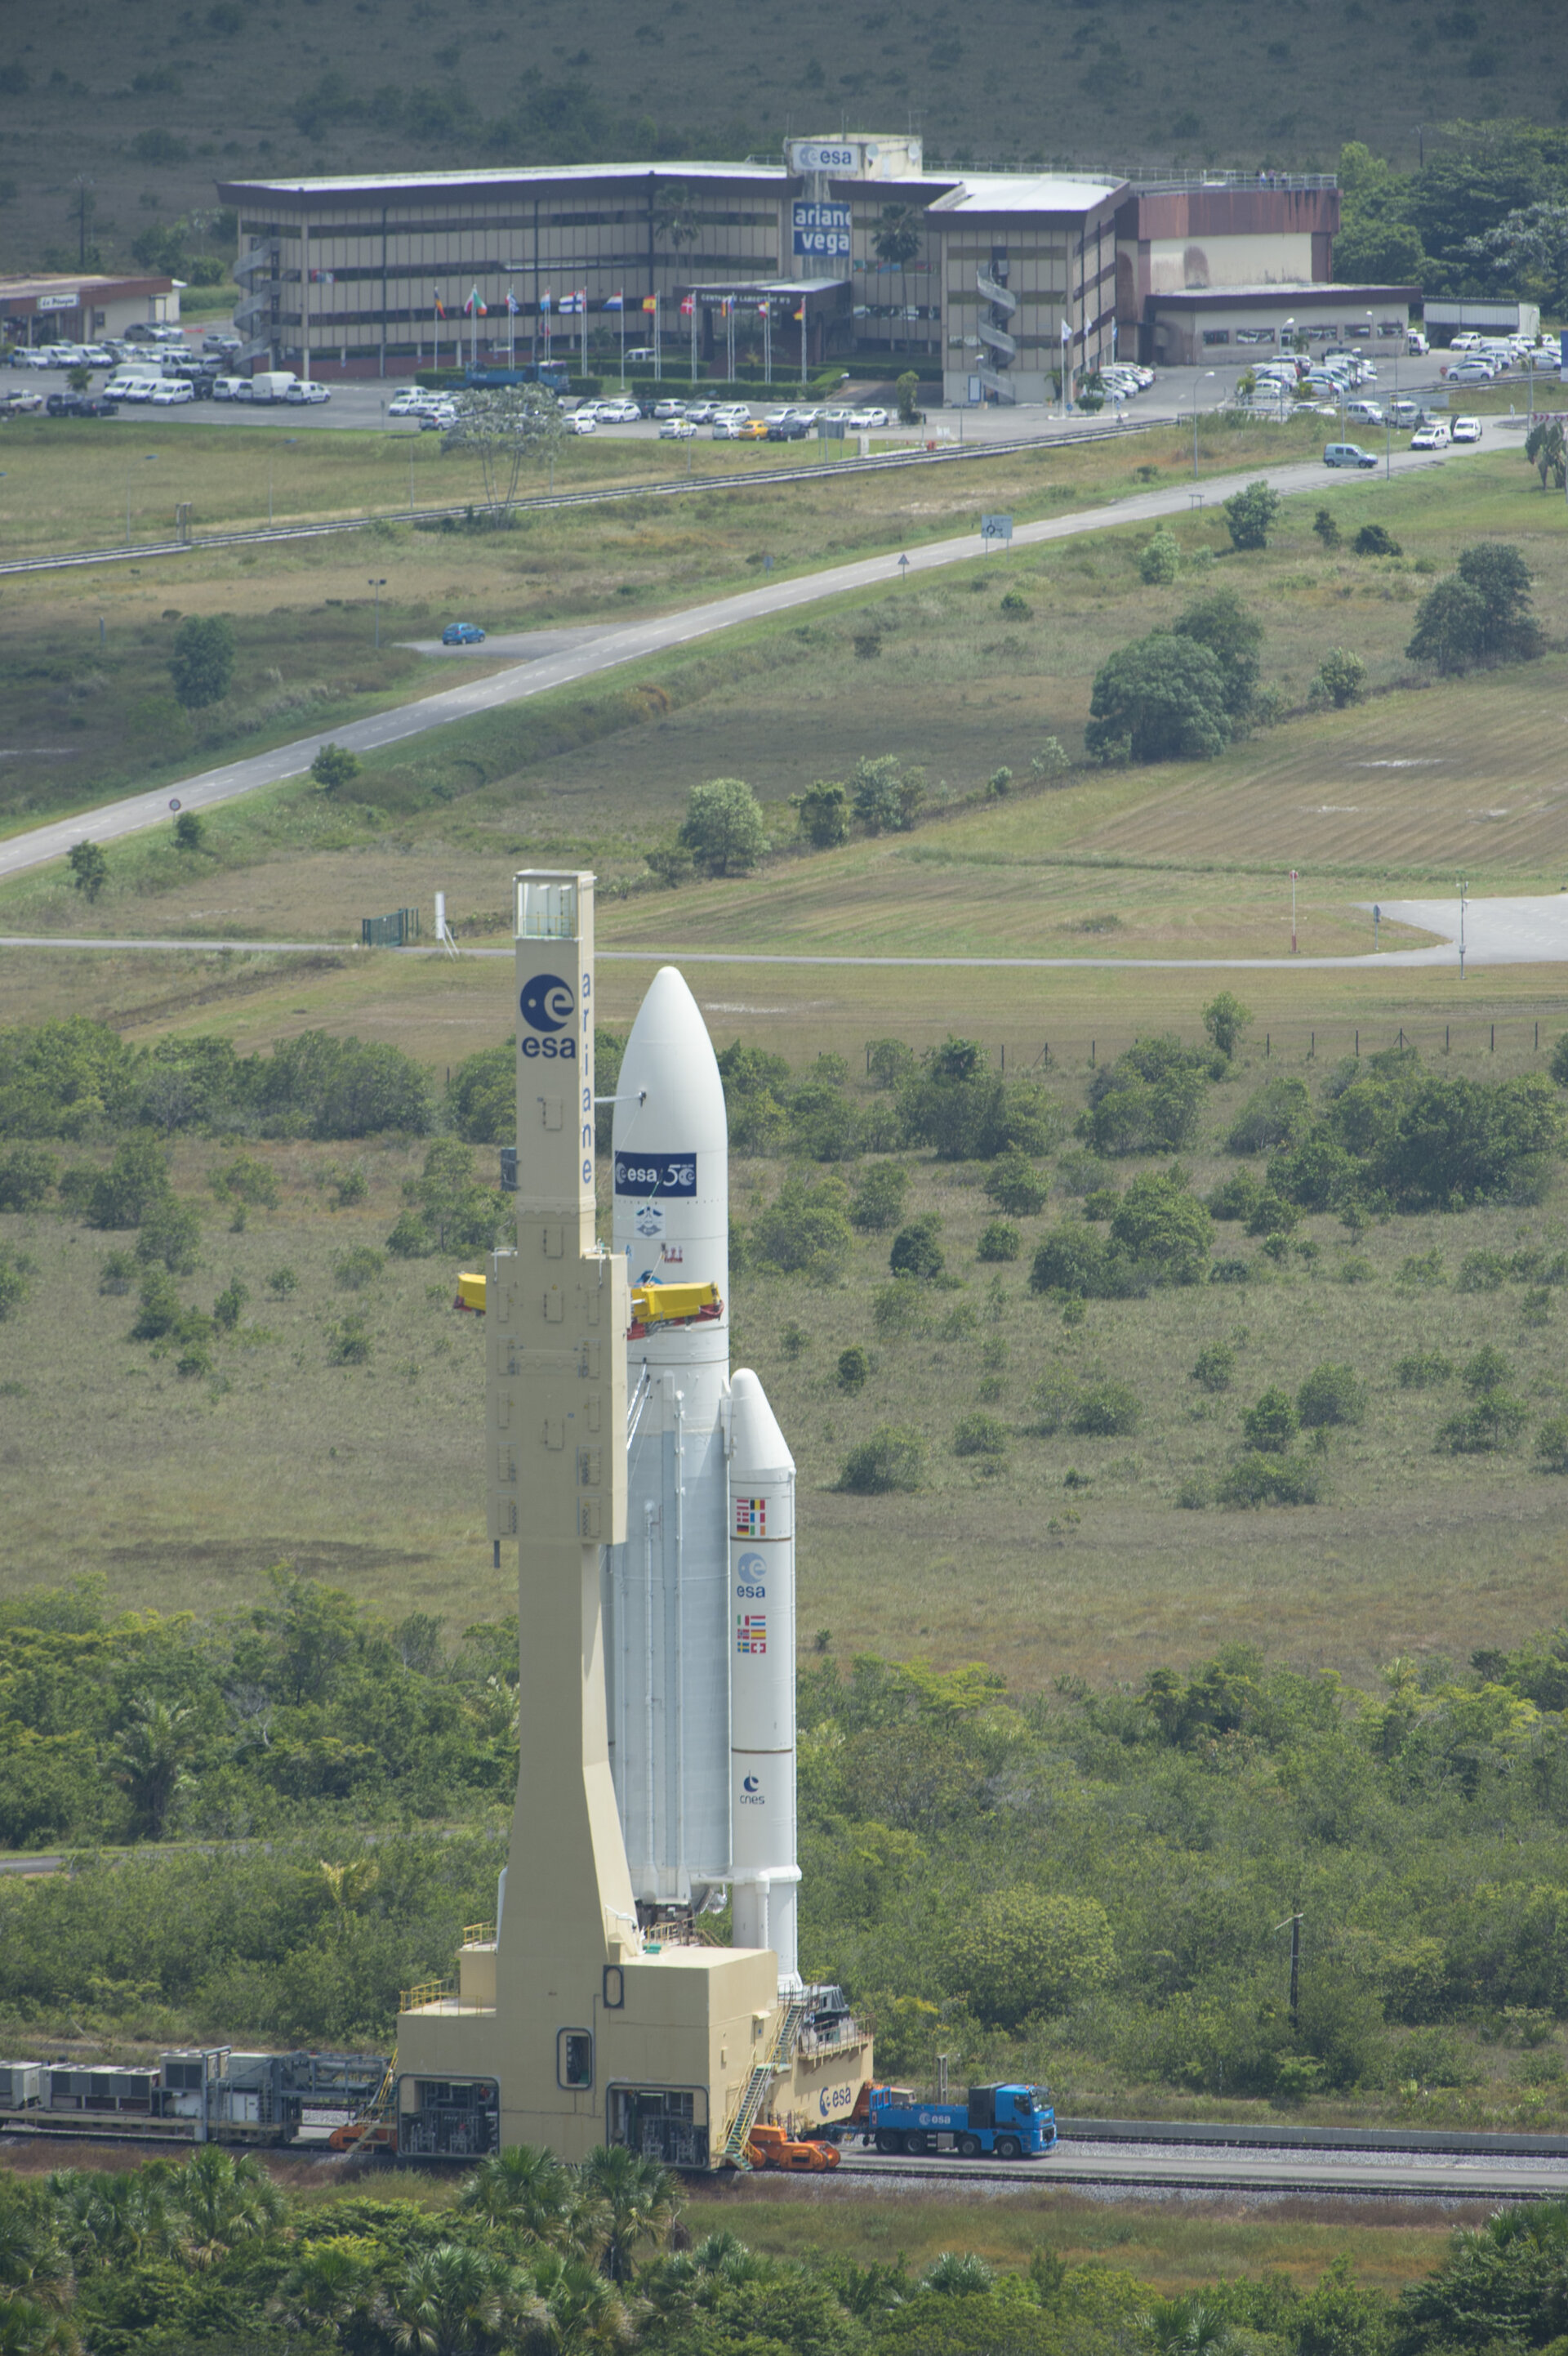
(581, 291), (587, 382)
(619, 296), (625, 384)
(654, 293), (661, 384)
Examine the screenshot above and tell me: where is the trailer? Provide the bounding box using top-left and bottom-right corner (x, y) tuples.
(856, 2082), (1055, 2159)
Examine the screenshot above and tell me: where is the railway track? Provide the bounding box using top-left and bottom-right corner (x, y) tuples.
(0, 417), (1158, 578)
(839, 2137), (1568, 2201)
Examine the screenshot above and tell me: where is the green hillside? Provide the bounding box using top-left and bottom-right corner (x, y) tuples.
(5, 0), (1568, 278)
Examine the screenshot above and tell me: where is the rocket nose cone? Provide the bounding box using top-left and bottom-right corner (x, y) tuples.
(730, 1369), (795, 1475)
(613, 965), (727, 1158)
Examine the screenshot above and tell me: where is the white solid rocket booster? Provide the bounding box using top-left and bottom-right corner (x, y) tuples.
(728, 1369), (801, 1990)
(604, 966), (800, 1992)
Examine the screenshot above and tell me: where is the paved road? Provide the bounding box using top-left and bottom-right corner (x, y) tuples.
(842, 2140), (1568, 2199)
(8, 895), (1563, 973)
(0, 445), (1463, 888)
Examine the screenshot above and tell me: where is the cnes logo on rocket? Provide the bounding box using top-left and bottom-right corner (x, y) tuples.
(519, 973), (577, 1058)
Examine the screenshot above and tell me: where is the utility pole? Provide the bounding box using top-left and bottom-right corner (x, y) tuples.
(368, 577), (386, 649)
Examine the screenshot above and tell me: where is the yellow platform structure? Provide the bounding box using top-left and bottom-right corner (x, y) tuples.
(398, 872), (870, 2166)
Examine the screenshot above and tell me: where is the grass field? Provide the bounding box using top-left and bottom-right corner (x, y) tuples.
(0, 413), (1325, 837)
(4, 0), (1566, 279)
(5, 418), (1568, 1701)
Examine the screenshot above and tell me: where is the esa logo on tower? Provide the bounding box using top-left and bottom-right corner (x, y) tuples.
(519, 973), (577, 1060)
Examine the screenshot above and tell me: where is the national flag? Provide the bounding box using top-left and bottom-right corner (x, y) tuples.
(792, 306), (804, 322)
(506, 291), (520, 316)
(720, 297), (733, 315)
(539, 290), (551, 314)
(434, 288), (447, 318)
(604, 291), (625, 311)
(1061, 319), (1071, 343)
(736, 1613), (767, 1656)
(309, 269), (334, 284)
(733, 1497), (766, 1537)
(464, 285), (487, 317)
(559, 291), (584, 315)
(642, 294), (657, 314)
(757, 301), (768, 316)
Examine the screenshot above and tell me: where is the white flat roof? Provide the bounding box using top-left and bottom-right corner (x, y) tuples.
(220, 161), (786, 199)
(929, 172), (1126, 215)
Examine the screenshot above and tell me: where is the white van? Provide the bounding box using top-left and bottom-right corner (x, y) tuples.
(1407, 329), (1429, 356)
(247, 371), (298, 403)
(106, 373), (163, 403)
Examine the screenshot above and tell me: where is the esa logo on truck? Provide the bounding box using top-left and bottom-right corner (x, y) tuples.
(818, 2082), (857, 2118)
(519, 973), (577, 1059)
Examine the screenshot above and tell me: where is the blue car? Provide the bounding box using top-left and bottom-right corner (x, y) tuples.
(441, 622), (487, 645)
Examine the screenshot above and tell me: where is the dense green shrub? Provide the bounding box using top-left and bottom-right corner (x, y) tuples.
(1070, 1381), (1139, 1436)
(1397, 1351), (1454, 1388)
(1207, 1169), (1263, 1222)
(900, 1038), (1062, 1162)
(1228, 1076), (1311, 1154)
(1109, 1166), (1213, 1285)
(1192, 1342), (1236, 1393)
(889, 1216), (945, 1281)
(1085, 1035), (1212, 1157)
(746, 1176), (853, 1281)
(136, 1194), (202, 1274)
(1243, 1386), (1300, 1453)
(835, 1345), (870, 1393)
(1297, 1362), (1367, 1428)
(947, 1890), (1115, 2028)
(977, 1220), (1021, 1262)
(985, 1149), (1049, 1217)
(850, 1162), (910, 1232)
(1218, 1452), (1325, 1506)
(1085, 634), (1233, 763)
(0, 1144), (57, 1210)
(952, 1412), (1008, 1457)
(836, 1426), (924, 1493)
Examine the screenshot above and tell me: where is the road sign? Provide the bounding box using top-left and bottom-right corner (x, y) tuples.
(817, 417), (847, 439)
(981, 513), (1014, 544)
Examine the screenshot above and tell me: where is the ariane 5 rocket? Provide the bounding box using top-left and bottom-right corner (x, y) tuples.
(604, 966), (801, 1992)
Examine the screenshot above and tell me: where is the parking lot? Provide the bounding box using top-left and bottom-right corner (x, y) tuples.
(0, 328), (1552, 453)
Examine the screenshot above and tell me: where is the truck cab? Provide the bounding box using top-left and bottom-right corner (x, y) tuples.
(863, 2080), (1055, 2159)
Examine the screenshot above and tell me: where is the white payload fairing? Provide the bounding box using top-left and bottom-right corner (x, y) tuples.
(604, 967), (801, 1992)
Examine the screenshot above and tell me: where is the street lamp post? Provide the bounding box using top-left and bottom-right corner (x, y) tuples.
(368, 577), (387, 650)
(1192, 369), (1214, 478)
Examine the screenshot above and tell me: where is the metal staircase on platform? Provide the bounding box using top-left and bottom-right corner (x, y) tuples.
(332, 2046), (398, 2153)
(975, 266), (1018, 403)
(721, 1995), (808, 2166)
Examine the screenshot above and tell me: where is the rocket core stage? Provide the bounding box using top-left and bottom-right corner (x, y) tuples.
(607, 967), (800, 1992)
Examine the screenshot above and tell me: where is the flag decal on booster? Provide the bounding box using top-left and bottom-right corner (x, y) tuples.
(734, 1497), (765, 1537)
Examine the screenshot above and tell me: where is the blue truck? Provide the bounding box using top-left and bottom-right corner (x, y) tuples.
(861, 2082), (1055, 2159)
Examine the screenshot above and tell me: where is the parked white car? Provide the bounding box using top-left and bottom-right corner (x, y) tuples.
(149, 381), (195, 405)
(285, 380), (331, 404)
(566, 410), (597, 434)
(1410, 421), (1449, 449)
(1450, 415), (1483, 444)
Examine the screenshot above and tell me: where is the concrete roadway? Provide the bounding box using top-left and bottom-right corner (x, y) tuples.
(843, 2138), (1568, 2199)
(0, 442), (1472, 889)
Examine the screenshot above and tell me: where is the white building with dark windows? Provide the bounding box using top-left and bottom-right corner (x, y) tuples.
(217, 145), (1348, 405)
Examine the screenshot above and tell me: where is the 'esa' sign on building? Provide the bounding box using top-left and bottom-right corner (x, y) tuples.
(792, 202), (851, 258)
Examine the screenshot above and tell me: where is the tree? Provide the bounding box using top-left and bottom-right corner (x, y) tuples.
(792, 779), (849, 848)
(87, 1135), (171, 1229)
(174, 2149), (285, 2270)
(1332, 212), (1427, 283)
(576, 2147), (677, 2283)
(442, 386), (565, 515)
(1526, 417), (1566, 492)
(1171, 587), (1263, 717)
(167, 614), (236, 709)
(1109, 1167), (1213, 1285)
(872, 203), (924, 358)
(895, 369), (922, 423)
(1406, 576), (1490, 676)
(374, 2241), (524, 2355)
(889, 1216), (944, 1281)
(850, 753), (924, 833)
(1085, 636), (1232, 765)
(1409, 544), (1542, 674)
(653, 181), (701, 263)
(1312, 506), (1342, 550)
(1315, 648), (1367, 707)
(1202, 991), (1252, 1060)
(678, 777), (769, 876)
(172, 810), (205, 851)
(65, 841), (108, 904)
(1139, 529), (1182, 584)
(456, 2144), (576, 2246)
(311, 742), (361, 791)
(947, 1890), (1115, 2029)
(1354, 523), (1401, 557)
(1221, 479), (1280, 551)
(1243, 1387), (1300, 1454)
(109, 1695), (194, 1838)
(1462, 199), (1568, 314)
(1298, 1363), (1367, 1428)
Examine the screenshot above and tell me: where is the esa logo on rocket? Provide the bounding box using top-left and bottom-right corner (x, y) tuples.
(519, 972), (577, 1057)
